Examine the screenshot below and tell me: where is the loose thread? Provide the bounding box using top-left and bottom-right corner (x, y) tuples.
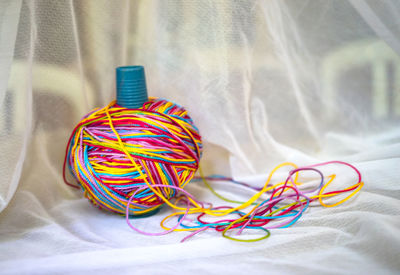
(64, 98), (364, 242)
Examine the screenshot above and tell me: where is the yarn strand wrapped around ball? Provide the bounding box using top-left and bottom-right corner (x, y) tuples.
(63, 97), (202, 216)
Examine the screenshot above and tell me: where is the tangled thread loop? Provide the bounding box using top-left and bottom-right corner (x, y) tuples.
(64, 98), (364, 242)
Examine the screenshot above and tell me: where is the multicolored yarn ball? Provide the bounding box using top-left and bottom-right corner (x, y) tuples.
(63, 97), (202, 216)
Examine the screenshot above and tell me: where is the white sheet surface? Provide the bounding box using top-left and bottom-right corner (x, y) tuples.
(1, 0), (399, 274)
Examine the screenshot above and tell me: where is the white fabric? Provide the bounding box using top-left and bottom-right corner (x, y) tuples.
(1, 0), (399, 274)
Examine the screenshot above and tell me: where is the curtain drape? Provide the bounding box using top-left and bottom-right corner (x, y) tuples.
(1, 1), (399, 274)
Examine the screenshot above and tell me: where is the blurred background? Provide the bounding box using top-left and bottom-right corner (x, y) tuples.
(1, 2), (400, 273)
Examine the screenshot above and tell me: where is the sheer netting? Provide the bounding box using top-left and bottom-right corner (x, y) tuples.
(0, 1), (399, 274)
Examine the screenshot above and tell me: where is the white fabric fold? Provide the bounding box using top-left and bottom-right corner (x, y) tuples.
(0, 0), (399, 274)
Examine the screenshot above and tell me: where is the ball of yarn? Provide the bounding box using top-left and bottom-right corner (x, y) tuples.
(65, 98), (202, 215)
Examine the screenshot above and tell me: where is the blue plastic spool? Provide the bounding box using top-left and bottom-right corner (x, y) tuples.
(116, 66), (149, 109)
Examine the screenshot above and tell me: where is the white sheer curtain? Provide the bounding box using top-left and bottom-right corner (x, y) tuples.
(1, 1), (399, 274)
